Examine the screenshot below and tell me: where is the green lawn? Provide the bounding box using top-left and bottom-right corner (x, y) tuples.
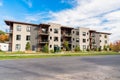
(0, 51), (119, 60)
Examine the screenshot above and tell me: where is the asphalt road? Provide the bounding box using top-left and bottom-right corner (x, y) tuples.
(0, 55), (120, 80)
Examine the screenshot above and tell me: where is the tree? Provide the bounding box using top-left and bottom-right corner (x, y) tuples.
(63, 41), (69, 51)
(74, 45), (81, 52)
(42, 44), (49, 53)
(86, 46), (90, 51)
(25, 42), (31, 50)
(98, 47), (101, 51)
(0, 34), (8, 42)
(0, 34), (9, 42)
(0, 30), (5, 35)
(112, 40), (120, 52)
(103, 45), (107, 51)
(110, 40), (120, 52)
(109, 43), (113, 51)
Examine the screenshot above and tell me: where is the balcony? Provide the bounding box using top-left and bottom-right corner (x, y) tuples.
(39, 40), (48, 44)
(62, 41), (72, 44)
(63, 33), (72, 37)
(39, 28), (49, 35)
(39, 31), (49, 35)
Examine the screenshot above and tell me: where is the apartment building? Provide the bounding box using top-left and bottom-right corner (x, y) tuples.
(72, 27), (90, 51)
(89, 30), (110, 50)
(5, 20), (111, 52)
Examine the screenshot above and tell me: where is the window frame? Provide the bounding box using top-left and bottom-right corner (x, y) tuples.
(83, 32), (86, 36)
(26, 35), (30, 41)
(16, 35), (21, 40)
(54, 28), (58, 34)
(76, 38), (79, 42)
(54, 37), (58, 41)
(83, 39), (86, 43)
(15, 44), (21, 50)
(16, 25), (21, 31)
(76, 31), (79, 35)
(26, 26), (31, 32)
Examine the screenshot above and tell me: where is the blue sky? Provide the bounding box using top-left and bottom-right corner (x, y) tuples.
(0, 0), (73, 25)
(0, 0), (120, 42)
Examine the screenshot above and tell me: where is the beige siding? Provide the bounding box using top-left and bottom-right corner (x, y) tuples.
(79, 27), (89, 50)
(9, 21), (110, 52)
(71, 29), (79, 50)
(99, 34), (109, 49)
(48, 23), (61, 50)
(12, 23), (30, 51)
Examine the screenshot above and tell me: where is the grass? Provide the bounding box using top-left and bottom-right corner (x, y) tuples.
(0, 51), (119, 60)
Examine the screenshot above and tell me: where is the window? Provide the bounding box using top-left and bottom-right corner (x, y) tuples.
(15, 44), (21, 50)
(83, 39), (86, 43)
(54, 37), (58, 41)
(73, 45), (74, 48)
(87, 32), (89, 35)
(87, 39), (89, 41)
(54, 29), (58, 33)
(105, 40), (107, 44)
(61, 39), (63, 42)
(83, 32), (86, 36)
(76, 31), (79, 35)
(50, 45), (52, 48)
(92, 39), (95, 44)
(26, 26), (31, 32)
(17, 25), (21, 31)
(50, 36), (52, 40)
(99, 34), (101, 37)
(92, 33), (95, 37)
(83, 45), (86, 49)
(50, 28), (52, 31)
(100, 40), (101, 42)
(73, 38), (74, 41)
(104, 35), (107, 38)
(73, 31), (74, 33)
(16, 35), (21, 40)
(76, 38), (79, 42)
(26, 35), (30, 41)
(41, 28), (47, 33)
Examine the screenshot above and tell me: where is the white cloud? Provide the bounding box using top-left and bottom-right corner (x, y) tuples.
(47, 0), (120, 42)
(23, 0), (32, 8)
(24, 12), (52, 23)
(24, 0), (120, 42)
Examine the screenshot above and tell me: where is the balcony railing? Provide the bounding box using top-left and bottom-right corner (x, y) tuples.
(62, 41), (72, 44)
(63, 33), (72, 37)
(39, 31), (49, 35)
(39, 40), (48, 44)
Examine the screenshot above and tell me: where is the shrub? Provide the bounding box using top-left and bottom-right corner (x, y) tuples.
(42, 44), (49, 53)
(103, 45), (107, 51)
(25, 42), (31, 50)
(98, 47), (101, 51)
(63, 41), (70, 51)
(74, 46), (81, 52)
(86, 47), (90, 51)
(50, 49), (54, 53)
(111, 40), (120, 52)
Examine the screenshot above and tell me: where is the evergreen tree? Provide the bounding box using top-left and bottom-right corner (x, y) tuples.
(25, 42), (31, 50)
